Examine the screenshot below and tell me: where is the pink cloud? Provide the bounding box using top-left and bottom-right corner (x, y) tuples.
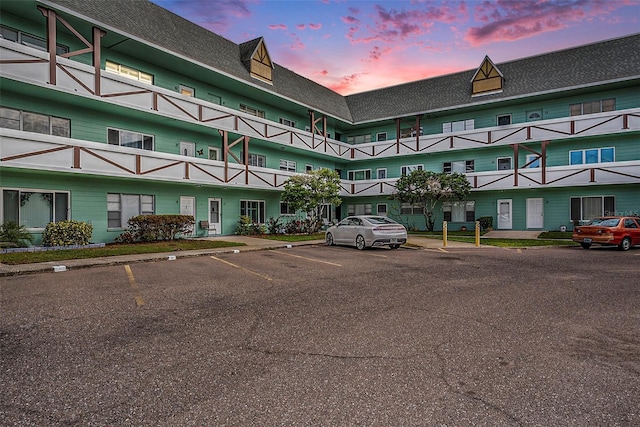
(308, 23), (322, 30)
(296, 24), (306, 30)
(345, 2), (468, 45)
(151, 0), (253, 34)
(268, 23), (288, 30)
(465, 0), (626, 45)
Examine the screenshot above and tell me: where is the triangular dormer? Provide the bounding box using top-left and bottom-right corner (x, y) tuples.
(471, 56), (503, 96)
(240, 37), (274, 84)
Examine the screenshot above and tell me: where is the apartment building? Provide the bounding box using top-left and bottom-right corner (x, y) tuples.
(1, 0), (639, 243)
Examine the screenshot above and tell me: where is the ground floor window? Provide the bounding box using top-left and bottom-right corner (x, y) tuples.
(443, 201), (475, 222)
(241, 200), (265, 223)
(348, 204), (372, 216)
(570, 196), (615, 222)
(107, 193), (155, 228)
(400, 203), (422, 215)
(280, 202), (295, 216)
(377, 204), (388, 216)
(2, 189), (69, 229)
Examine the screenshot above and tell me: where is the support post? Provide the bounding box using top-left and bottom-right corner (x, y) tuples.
(443, 221), (448, 248)
(475, 221), (480, 247)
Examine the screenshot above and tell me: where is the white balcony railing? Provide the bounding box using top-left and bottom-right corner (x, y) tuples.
(1, 40), (639, 163)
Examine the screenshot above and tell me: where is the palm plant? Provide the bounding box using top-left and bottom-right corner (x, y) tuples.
(0, 221), (34, 248)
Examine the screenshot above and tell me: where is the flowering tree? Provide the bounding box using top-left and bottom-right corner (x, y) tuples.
(280, 168), (342, 233)
(391, 170), (471, 231)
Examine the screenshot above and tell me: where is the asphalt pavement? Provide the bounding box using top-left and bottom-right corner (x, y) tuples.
(0, 235), (479, 276)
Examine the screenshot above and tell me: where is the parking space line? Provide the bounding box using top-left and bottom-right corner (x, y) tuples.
(438, 248), (448, 253)
(210, 256), (273, 281)
(369, 253), (388, 258)
(124, 265), (145, 307)
(272, 250), (342, 266)
(517, 248), (522, 254)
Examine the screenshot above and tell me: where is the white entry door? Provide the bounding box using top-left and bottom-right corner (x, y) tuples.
(180, 196), (195, 236)
(497, 199), (513, 230)
(526, 198), (544, 229)
(208, 198), (221, 235)
(180, 141), (195, 157)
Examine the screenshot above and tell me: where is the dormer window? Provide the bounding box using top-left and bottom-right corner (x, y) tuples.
(471, 56), (503, 96)
(240, 37), (274, 84)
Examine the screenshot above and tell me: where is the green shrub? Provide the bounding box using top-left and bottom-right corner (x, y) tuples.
(235, 215), (265, 235)
(0, 221), (34, 248)
(477, 216), (493, 231)
(117, 215), (195, 242)
(42, 220), (93, 246)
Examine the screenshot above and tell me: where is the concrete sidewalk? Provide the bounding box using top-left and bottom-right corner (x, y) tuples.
(0, 235), (477, 276)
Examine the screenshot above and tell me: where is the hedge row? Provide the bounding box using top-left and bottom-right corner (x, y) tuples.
(116, 215), (195, 242)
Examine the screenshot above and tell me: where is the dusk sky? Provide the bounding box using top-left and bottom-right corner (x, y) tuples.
(149, 0), (640, 95)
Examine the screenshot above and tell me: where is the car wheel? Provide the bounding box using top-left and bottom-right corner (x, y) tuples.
(619, 237), (632, 251)
(325, 232), (334, 246)
(390, 244), (400, 249)
(580, 242), (592, 249)
(355, 235), (366, 250)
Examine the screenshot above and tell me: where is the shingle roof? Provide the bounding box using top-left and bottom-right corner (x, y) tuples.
(43, 0), (640, 125)
(345, 33), (640, 123)
(43, 0), (353, 121)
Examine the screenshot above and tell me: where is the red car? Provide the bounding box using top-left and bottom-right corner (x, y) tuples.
(572, 216), (640, 251)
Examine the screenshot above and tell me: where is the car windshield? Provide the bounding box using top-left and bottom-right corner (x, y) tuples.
(365, 216), (398, 225)
(588, 218), (620, 227)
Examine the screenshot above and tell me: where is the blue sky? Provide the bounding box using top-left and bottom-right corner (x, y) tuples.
(150, 0), (640, 95)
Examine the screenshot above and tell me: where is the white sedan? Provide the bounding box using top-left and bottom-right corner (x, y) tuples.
(325, 216), (407, 250)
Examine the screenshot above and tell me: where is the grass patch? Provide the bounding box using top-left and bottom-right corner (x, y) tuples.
(0, 239), (244, 265)
(450, 237), (575, 247)
(258, 233), (325, 242)
(538, 231), (573, 239)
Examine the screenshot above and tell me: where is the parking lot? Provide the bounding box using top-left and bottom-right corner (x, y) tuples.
(1, 244), (639, 426)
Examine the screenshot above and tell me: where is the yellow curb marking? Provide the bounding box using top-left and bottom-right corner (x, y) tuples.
(124, 265), (145, 307)
(272, 250), (342, 266)
(210, 256), (273, 281)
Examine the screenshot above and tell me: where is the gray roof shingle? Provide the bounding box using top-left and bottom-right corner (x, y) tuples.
(43, 0), (640, 125)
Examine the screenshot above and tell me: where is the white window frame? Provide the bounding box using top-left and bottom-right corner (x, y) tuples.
(280, 202), (295, 216)
(0, 107), (70, 137)
(444, 160), (474, 174)
(240, 104), (265, 118)
(443, 201), (475, 222)
(279, 117), (296, 127)
(497, 157), (512, 171)
(570, 196), (615, 222)
(377, 203), (388, 216)
(1, 188), (70, 230)
(240, 152), (266, 167)
(179, 85), (195, 97)
(208, 147), (220, 161)
(497, 114), (511, 126)
(108, 128), (154, 151)
(443, 119), (474, 133)
(526, 110), (542, 121)
(105, 60), (153, 84)
(348, 204), (372, 215)
(347, 169), (372, 180)
(347, 134), (372, 144)
(400, 203), (422, 215)
(525, 154), (540, 168)
(401, 164), (423, 175)
(280, 159), (296, 172)
(240, 200), (265, 223)
(0, 24), (69, 55)
(107, 193), (155, 229)
(569, 147), (615, 165)
(376, 168), (387, 179)
(570, 98), (615, 116)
